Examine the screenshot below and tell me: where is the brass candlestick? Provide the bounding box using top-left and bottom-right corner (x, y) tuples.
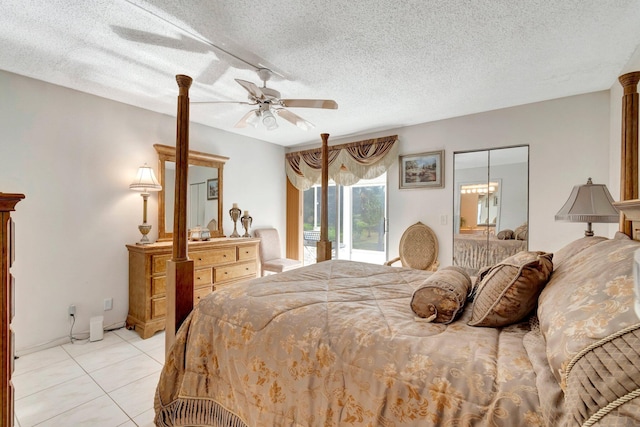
(229, 204), (242, 238)
(241, 211), (252, 237)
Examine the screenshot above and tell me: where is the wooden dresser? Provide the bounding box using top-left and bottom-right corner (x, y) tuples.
(126, 238), (260, 339)
(1, 193), (24, 427)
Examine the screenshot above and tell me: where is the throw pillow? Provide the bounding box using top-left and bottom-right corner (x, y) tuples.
(410, 266), (472, 324)
(514, 223), (528, 240)
(497, 229), (514, 240)
(468, 251), (553, 327)
(551, 236), (607, 268)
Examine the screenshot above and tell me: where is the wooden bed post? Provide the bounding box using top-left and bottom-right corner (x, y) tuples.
(619, 72), (640, 236)
(317, 133), (332, 262)
(165, 75), (195, 351)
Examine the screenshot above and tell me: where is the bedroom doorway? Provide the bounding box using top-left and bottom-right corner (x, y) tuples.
(302, 174), (387, 265)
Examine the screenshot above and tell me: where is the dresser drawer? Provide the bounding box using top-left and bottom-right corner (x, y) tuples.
(151, 276), (166, 297)
(152, 254), (171, 274)
(237, 245), (257, 261)
(191, 248), (236, 267)
(194, 286), (212, 304)
(151, 297), (166, 319)
(151, 284), (211, 319)
(194, 268), (212, 286)
(214, 261), (257, 283)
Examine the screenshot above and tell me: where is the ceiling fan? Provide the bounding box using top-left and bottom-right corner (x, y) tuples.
(193, 68), (338, 131)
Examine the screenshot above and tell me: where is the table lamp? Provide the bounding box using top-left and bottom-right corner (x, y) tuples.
(555, 177), (619, 236)
(130, 163), (162, 244)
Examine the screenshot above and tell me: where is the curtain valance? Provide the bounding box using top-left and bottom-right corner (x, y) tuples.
(285, 135), (399, 190)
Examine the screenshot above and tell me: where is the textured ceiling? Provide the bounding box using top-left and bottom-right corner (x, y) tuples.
(2, 1), (640, 147)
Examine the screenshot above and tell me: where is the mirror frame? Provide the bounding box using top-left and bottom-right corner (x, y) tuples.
(154, 144), (229, 241)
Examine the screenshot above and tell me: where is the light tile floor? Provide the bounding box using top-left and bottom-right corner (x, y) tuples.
(13, 328), (165, 427)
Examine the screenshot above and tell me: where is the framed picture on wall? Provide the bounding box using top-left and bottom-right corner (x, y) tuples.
(399, 150), (444, 189)
(207, 178), (219, 200)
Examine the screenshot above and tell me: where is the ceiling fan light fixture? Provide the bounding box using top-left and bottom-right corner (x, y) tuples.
(262, 109), (278, 130)
(246, 110), (260, 128)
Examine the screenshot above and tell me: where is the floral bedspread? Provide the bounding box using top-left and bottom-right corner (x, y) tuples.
(155, 260), (543, 426)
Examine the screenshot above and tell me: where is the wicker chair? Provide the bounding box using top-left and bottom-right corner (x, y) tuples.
(385, 221), (439, 271)
(254, 228), (302, 276)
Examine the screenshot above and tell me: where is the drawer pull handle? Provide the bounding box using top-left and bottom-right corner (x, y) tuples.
(224, 272), (228, 275)
(223, 254), (227, 257)
(198, 258), (202, 261)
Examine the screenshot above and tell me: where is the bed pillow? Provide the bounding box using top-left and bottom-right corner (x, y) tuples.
(514, 223), (528, 240)
(551, 235), (607, 268)
(410, 266), (472, 324)
(497, 229), (514, 240)
(537, 237), (640, 389)
(468, 251), (553, 327)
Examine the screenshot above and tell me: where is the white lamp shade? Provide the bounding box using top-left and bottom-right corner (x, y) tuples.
(262, 110), (278, 130)
(246, 110), (260, 128)
(555, 178), (618, 223)
(129, 164), (162, 192)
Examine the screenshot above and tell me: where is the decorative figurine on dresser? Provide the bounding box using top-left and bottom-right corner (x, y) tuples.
(229, 203), (242, 238)
(241, 210), (253, 237)
(1, 192), (25, 427)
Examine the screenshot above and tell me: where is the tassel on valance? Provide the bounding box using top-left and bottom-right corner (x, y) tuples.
(285, 135), (399, 190)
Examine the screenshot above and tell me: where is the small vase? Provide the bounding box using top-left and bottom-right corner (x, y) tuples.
(241, 213), (253, 237)
(229, 205), (242, 238)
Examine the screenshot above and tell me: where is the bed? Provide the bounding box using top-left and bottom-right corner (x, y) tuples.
(453, 233), (527, 275)
(154, 73), (640, 426)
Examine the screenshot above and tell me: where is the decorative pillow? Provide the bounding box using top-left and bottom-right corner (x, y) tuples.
(468, 251), (553, 327)
(496, 229), (514, 240)
(514, 223), (528, 240)
(537, 237), (640, 388)
(550, 235), (607, 268)
(410, 266), (472, 324)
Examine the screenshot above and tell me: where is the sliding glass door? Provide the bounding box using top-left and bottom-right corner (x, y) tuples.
(303, 174), (387, 265)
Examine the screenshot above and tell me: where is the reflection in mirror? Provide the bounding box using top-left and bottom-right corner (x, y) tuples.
(154, 144), (228, 241)
(458, 180), (501, 232)
(453, 146), (529, 275)
(164, 163), (218, 232)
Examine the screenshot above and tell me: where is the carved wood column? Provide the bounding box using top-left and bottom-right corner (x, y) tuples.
(166, 75), (194, 351)
(317, 133), (332, 262)
(619, 72), (640, 236)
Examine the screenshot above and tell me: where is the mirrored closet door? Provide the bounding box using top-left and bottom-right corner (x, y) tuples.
(453, 146), (529, 275)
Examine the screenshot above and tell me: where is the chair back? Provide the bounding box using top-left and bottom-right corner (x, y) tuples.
(254, 228), (282, 262)
(398, 222), (438, 270)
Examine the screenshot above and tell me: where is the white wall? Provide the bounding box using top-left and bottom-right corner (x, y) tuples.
(323, 91), (612, 265)
(0, 70), (286, 353)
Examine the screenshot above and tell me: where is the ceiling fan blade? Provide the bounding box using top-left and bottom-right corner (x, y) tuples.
(234, 109), (259, 128)
(275, 108), (315, 131)
(280, 99), (338, 109)
(235, 79), (265, 100)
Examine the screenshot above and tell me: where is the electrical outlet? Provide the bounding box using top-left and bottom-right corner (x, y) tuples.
(68, 304), (76, 316)
(103, 298), (113, 311)
(440, 214), (447, 225)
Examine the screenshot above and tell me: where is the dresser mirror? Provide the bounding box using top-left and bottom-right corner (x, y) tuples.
(154, 144), (228, 241)
(453, 146), (529, 274)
